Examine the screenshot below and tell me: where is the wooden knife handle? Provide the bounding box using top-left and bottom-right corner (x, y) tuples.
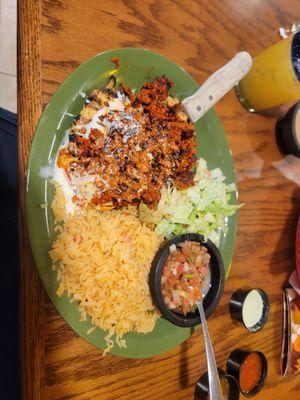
(182, 52), (252, 122)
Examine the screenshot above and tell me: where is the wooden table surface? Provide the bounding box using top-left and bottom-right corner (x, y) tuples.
(18, 1), (300, 399)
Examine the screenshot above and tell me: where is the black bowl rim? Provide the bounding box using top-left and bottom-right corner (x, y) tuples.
(149, 233), (225, 327)
(276, 102), (300, 157)
(226, 349), (268, 397)
(291, 102), (300, 151)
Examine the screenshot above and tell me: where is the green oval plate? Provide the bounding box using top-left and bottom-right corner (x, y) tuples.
(26, 48), (237, 358)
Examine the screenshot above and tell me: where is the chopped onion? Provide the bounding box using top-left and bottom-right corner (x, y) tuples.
(183, 262), (189, 272)
(169, 301), (176, 309)
(171, 290), (182, 305)
(169, 244), (177, 254)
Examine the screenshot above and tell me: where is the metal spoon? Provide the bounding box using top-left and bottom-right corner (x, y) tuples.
(196, 268), (223, 400)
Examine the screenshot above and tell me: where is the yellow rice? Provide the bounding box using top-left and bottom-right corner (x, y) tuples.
(49, 183), (162, 354)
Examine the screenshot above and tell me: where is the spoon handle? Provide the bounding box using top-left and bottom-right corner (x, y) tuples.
(182, 51), (252, 122)
(197, 300), (223, 400)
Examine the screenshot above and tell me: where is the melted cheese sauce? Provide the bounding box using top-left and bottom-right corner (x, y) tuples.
(53, 164), (77, 214)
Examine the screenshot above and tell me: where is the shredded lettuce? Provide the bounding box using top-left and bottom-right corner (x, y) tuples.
(139, 158), (241, 245)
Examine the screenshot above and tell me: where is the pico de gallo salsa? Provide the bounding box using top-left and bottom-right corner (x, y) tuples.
(161, 240), (210, 315)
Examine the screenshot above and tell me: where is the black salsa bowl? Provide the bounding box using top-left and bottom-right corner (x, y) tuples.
(149, 233), (225, 327)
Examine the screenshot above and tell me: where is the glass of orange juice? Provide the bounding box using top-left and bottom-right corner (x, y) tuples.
(236, 31), (300, 112)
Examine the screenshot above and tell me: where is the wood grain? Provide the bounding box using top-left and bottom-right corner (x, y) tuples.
(18, 1), (45, 400)
(19, 0), (300, 399)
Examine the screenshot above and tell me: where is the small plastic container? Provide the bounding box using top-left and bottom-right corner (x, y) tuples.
(226, 349), (268, 397)
(194, 369), (240, 400)
(276, 102), (300, 158)
(229, 288), (269, 332)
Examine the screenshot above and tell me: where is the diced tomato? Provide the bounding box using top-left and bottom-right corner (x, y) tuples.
(176, 263), (184, 276)
(181, 246), (193, 258)
(161, 241), (209, 315)
(173, 250), (186, 263)
(189, 277), (200, 287)
(167, 275), (178, 286)
(162, 265), (171, 277)
(181, 298), (190, 314)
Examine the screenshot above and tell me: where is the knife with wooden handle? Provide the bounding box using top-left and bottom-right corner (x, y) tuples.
(182, 52), (253, 122)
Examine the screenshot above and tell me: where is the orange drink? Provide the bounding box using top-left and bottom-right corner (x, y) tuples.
(236, 31), (300, 111)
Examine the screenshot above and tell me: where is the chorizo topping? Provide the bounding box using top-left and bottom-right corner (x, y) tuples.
(57, 76), (196, 209)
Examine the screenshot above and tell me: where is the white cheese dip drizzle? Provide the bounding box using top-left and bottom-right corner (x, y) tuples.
(49, 90), (141, 212)
(53, 165), (77, 214)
